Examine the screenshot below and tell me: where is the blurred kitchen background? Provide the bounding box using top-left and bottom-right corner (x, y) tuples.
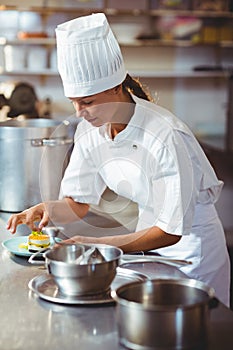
(0, 0), (233, 279)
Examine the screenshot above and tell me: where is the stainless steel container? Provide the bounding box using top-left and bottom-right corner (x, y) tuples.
(112, 279), (218, 350)
(44, 244), (123, 296)
(0, 118), (73, 212)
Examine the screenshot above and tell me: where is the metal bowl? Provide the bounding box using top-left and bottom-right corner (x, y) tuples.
(44, 244), (123, 296)
(112, 278), (217, 349)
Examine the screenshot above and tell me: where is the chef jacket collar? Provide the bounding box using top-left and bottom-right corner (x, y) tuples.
(99, 94), (144, 141)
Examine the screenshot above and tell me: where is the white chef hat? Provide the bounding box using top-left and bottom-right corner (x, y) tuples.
(55, 13), (127, 97)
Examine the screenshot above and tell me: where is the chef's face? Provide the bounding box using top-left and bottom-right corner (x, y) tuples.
(69, 88), (120, 127)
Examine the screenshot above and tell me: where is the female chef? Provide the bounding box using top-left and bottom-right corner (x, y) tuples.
(7, 13), (230, 306)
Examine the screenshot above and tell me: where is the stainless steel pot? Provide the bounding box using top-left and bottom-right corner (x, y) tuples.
(0, 118), (73, 212)
(112, 279), (218, 350)
(44, 244), (123, 296)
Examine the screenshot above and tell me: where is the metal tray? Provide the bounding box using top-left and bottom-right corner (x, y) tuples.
(28, 267), (148, 305)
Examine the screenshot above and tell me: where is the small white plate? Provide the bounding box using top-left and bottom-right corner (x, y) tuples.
(2, 236), (62, 257)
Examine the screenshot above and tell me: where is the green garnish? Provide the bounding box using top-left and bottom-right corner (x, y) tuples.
(31, 230), (43, 236)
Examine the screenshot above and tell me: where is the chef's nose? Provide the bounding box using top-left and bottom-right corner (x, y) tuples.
(73, 101), (86, 117)
(72, 101), (82, 112)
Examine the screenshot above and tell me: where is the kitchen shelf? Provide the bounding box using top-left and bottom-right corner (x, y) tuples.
(0, 5), (233, 19)
(0, 68), (58, 76)
(1, 37), (232, 48)
(0, 2), (232, 155)
(120, 39), (233, 48)
(0, 68), (230, 79)
(0, 37), (55, 46)
(129, 69), (230, 78)
(0, 4), (232, 49)
(148, 9), (233, 18)
(0, 5), (100, 15)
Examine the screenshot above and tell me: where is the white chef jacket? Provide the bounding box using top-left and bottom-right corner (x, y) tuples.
(60, 94), (230, 306)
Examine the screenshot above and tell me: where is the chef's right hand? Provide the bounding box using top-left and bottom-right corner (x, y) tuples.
(6, 203), (49, 234)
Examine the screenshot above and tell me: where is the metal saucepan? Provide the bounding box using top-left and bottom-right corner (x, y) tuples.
(112, 278), (218, 350)
(27, 227), (191, 297)
(29, 242), (191, 298)
(44, 243), (123, 296)
(29, 245), (192, 269)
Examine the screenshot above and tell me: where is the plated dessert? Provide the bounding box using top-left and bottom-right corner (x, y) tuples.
(27, 231), (50, 252)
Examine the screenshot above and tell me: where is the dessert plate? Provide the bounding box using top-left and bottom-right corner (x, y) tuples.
(28, 267), (148, 305)
(2, 236), (62, 257)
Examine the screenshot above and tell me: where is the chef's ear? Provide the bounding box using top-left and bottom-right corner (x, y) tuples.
(105, 84), (122, 96)
(113, 84), (122, 94)
(108, 84), (121, 94)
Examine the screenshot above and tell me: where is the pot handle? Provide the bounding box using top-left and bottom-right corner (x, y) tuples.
(28, 248), (48, 265)
(31, 138), (73, 147)
(120, 254), (192, 267)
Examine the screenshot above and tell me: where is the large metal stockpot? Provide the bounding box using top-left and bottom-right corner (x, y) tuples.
(112, 279), (217, 350)
(0, 118), (73, 212)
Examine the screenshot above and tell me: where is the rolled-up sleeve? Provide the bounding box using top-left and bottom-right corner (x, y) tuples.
(59, 125), (106, 205)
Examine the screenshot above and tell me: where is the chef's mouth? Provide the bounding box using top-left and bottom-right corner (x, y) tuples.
(79, 110), (97, 124)
(86, 117), (98, 124)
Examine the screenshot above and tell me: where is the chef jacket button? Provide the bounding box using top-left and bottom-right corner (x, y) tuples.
(132, 144), (137, 149)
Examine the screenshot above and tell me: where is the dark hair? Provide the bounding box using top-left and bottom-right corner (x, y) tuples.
(122, 74), (154, 102)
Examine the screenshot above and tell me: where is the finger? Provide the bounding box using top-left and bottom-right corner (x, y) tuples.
(38, 211), (49, 230)
(6, 216), (13, 230)
(23, 211), (42, 231)
(6, 215), (24, 234)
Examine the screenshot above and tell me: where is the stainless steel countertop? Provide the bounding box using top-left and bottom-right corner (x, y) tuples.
(0, 213), (233, 350)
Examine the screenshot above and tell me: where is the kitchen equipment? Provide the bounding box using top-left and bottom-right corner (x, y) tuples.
(111, 23), (145, 43)
(28, 267), (147, 305)
(42, 226), (64, 245)
(27, 46), (48, 71)
(50, 47), (57, 71)
(4, 45), (26, 71)
(121, 254), (191, 267)
(29, 245), (191, 268)
(112, 278), (218, 350)
(44, 244), (123, 296)
(0, 118), (73, 212)
(0, 81), (39, 119)
(73, 246), (106, 265)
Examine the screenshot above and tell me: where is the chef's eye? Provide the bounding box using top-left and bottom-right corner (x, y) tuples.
(82, 100), (93, 105)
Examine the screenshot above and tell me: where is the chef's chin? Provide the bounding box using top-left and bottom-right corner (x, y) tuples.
(88, 118), (103, 127)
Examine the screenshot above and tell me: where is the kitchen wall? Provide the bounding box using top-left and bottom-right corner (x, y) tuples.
(0, 1), (233, 232)
(0, 1), (232, 135)
(1, 45), (231, 133)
